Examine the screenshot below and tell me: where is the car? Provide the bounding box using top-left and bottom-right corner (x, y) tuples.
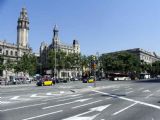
(36, 80), (43, 86)
(87, 76), (95, 83)
(43, 79), (54, 86)
(82, 76), (95, 83)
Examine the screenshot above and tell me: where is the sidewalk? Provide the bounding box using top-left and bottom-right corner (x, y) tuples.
(0, 82), (36, 88)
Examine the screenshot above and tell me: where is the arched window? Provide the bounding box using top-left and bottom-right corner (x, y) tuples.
(10, 51), (13, 56)
(6, 50), (8, 55)
(0, 48), (2, 53)
(15, 51), (18, 56)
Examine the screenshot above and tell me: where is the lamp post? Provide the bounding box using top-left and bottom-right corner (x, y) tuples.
(54, 45), (57, 79)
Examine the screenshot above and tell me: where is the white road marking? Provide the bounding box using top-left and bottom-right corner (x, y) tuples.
(112, 102), (137, 115)
(156, 89), (160, 92)
(112, 89), (119, 91)
(10, 96), (20, 100)
(72, 100), (103, 109)
(57, 96), (83, 102)
(126, 88), (133, 90)
(22, 110), (63, 120)
(126, 91), (134, 94)
(145, 94), (153, 99)
(139, 87), (144, 90)
(43, 98), (92, 109)
(89, 93), (99, 96)
(10, 96), (30, 101)
(105, 97), (112, 100)
(152, 118), (154, 120)
(60, 91), (65, 94)
(0, 101), (11, 104)
(42, 94), (81, 102)
(143, 90), (151, 93)
(46, 92), (53, 96)
(30, 94), (48, 98)
(92, 90), (160, 110)
(0, 103), (47, 112)
(64, 105), (110, 120)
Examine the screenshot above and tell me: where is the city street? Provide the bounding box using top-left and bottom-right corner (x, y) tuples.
(1, 79), (160, 120)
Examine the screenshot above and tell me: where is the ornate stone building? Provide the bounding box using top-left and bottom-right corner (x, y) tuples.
(0, 8), (32, 77)
(105, 48), (160, 64)
(40, 25), (80, 78)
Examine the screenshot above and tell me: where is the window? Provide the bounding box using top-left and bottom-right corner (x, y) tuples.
(10, 51), (13, 56)
(15, 51), (17, 56)
(6, 50), (8, 55)
(0, 48), (2, 53)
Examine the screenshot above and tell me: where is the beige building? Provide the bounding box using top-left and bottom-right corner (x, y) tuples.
(0, 8), (32, 78)
(40, 25), (81, 78)
(106, 48), (160, 64)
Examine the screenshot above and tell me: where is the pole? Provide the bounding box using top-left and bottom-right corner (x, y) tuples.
(54, 45), (57, 79)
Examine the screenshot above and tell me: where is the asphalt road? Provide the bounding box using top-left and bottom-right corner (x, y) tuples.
(1, 79), (160, 120)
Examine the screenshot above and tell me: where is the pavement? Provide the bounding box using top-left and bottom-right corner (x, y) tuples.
(1, 79), (160, 120)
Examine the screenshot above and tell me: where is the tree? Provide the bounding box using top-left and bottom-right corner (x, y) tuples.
(15, 54), (37, 76)
(100, 52), (141, 74)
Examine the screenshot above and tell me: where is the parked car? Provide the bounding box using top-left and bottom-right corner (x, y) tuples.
(36, 80), (43, 86)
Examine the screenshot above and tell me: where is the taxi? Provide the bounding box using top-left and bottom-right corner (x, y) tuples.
(87, 76), (95, 83)
(43, 79), (54, 86)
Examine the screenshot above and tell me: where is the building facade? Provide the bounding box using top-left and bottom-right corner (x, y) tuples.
(0, 8), (32, 77)
(40, 25), (81, 78)
(106, 48), (160, 64)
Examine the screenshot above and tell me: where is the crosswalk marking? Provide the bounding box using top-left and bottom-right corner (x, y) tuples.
(0, 101), (11, 104)
(11, 96), (20, 100)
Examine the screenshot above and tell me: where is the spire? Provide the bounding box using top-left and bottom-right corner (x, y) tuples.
(52, 24), (60, 46)
(19, 7), (28, 21)
(54, 24), (59, 32)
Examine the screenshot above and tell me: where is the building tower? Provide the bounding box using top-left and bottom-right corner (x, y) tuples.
(73, 39), (80, 53)
(17, 8), (29, 48)
(52, 25), (60, 47)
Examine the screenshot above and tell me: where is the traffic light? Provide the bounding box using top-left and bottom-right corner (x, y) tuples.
(92, 55), (96, 61)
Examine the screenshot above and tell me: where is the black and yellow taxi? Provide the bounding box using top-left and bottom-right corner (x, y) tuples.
(43, 79), (54, 86)
(87, 76), (95, 83)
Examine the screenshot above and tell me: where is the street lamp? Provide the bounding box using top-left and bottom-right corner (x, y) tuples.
(54, 44), (57, 79)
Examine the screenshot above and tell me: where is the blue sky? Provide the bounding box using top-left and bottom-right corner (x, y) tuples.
(1, 0), (160, 55)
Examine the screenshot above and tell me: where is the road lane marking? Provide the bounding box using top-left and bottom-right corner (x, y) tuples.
(126, 91), (134, 94)
(105, 97), (112, 100)
(139, 88), (144, 90)
(112, 89), (119, 91)
(57, 96), (83, 102)
(112, 102), (137, 115)
(22, 110), (63, 120)
(72, 100), (103, 109)
(156, 89), (160, 92)
(89, 93), (99, 96)
(42, 98), (92, 109)
(10, 96), (20, 100)
(64, 105), (110, 120)
(92, 90), (160, 110)
(145, 94), (153, 99)
(30, 94), (48, 98)
(42, 94), (80, 102)
(0, 103), (47, 112)
(143, 90), (151, 93)
(0, 101), (11, 104)
(126, 88), (133, 90)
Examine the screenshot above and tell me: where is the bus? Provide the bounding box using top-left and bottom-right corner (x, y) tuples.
(108, 73), (131, 81)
